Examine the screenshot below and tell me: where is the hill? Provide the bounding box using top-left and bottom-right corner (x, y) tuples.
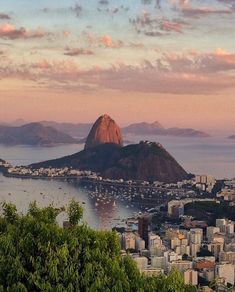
(184, 201), (235, 225)
(85, 114), (123, 149)
(122, 122), (210, 137)
(37, 120), (209, 139)
(31, 141), (188, 182)
(40, 121), (92, 138)
(0, 123), (78, 146)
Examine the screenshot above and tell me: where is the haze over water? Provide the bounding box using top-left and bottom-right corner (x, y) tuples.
(0, 134), (234, 179)
(0, 132), (234, 230)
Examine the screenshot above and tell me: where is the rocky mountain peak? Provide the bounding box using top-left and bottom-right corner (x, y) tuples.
(84, 114), (123, 149)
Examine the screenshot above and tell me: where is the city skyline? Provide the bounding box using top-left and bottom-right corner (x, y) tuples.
(0, 0), (235, 130)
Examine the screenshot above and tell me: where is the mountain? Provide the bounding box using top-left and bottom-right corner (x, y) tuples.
(40, 121), (93, 138)
(122, 121), (164, 135)
(30, 141), (188, 182)
(0, 123), (78, 146)
(37, 120), (209, 139)
(122, 122), (210, 137)
(85, 114), (123, 149)
(163, 127), (210, 137)
(228, 135), (235, 139)
(0, 119), (27, 127)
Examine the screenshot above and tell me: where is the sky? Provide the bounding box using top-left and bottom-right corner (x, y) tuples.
(0, 0), (235, 130)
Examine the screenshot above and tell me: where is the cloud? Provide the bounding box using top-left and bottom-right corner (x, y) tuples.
(164, 49), (235, 73)
(64, 47), (94, 56)
(129, 42), (145, 49)
(182, 7), (233, 17)
(141, 0), (162, 8)
(0, 23), (46, 40)
(41, 3), (83, 18)
(99, 35), (124, 48)
(63, 31), (70, 38)
(130, 11), (189, 36)
(0, 13), (11, 20)
(1, 49), (235, 94)
(82, 33), (124, 48)
(99, 0), (109, 5)
(160, 20), (184, 32)
(141, 0), (152, 4)
(71, 3), (82, 17)
(78, 55), (235, 94)
(97, 5), (129, 16)
(170, 0), (235, 17)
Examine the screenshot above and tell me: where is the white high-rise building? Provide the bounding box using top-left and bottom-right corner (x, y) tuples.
(190, 228), (203, 245)
(133, 256), (148, 271)
(122, 232), (136, 250)
(152, 256), (167, 271)
(206, 226), (220, 242)
(168, 261), (193, 273)
(208, 242), (224, 259)
(175, 245), (190, 257)
(150, 245), (165, 257)
(171, 237), (181, 249)
(216, 263), (235, 286)
(184, 269), (198, 286)
(164, 251), (182, 263)
(136, 237), (145, 251)
(219, 251), (235, 265)
(226, 222), (234, 234)
(216, 219), (226, 233)
(191, 243), (201, 258)
(149, 233), (162, 248)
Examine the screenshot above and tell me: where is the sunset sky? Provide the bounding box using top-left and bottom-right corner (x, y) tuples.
(0, 0), (235, 130)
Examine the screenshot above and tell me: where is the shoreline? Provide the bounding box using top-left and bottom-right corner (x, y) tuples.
(1, 169), (190, 193)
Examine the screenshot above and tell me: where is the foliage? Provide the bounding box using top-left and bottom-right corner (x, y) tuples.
(184, 201), (235, 225)
(67, 199), (83, 226)
(0, 201), (198, 291)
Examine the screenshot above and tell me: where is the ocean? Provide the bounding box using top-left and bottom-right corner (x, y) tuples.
(0, 135), (234, 229)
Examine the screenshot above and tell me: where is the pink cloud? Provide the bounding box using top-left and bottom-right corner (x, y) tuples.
(0, 13), (10, 20)
(82, 32), (124, 49)
(129, 42), (145, 49)
(160, 20), (184, 32)
(130, 11), (189, 36)
(1, 49), (235, 95)
(63, 31), (70, 38)
(99, 34), (123, 48)
(171, 0), (234, 17)
(64, 47), (94, 56)
(0, 23), (46, 40)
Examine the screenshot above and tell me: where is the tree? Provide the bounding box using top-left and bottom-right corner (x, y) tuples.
(0, 202), (199, 291)
(67, 199), (83, 226)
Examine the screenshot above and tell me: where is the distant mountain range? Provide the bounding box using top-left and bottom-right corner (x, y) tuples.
(40, 121), (92, 138)
(122, 122), (210, 138)
(40, 120), (210, 138)
(3, 119), (235, 147)
(0, 123), (77, 146)
(228, 135), (235, 139)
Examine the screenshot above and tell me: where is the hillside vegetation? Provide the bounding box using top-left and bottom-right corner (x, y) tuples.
(0, 201), (197, 291)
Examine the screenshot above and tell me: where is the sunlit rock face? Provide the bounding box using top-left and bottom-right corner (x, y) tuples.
(84, 114), (123, 150)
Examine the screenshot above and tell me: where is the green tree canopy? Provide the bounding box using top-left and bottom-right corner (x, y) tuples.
(0, 201), (197, 291)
